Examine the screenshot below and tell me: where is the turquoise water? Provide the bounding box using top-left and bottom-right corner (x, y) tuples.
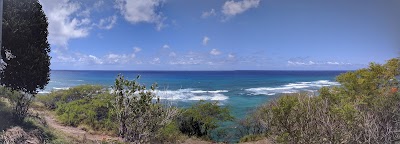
(43, 70), (346, 119)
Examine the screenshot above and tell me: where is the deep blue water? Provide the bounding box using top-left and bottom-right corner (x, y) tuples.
(43, 70), (347, 119)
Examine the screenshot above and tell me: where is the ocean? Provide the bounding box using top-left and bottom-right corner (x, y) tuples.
(43, 70), (347, 119)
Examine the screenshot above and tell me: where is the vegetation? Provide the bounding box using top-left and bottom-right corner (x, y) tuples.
(36, 85), (117, 134)
(178, 100), (233, 139)
(112, 74), (179, 143)
(30, 75), (234, 143)
(6, 58), (397, 144)
(37, 85), (104, 110)
(240, 58), (400, 143)
(55, 93), (116, 133)
(0, 96), (66, 143)
(1, 0), (51, 121)
(156, 121), (187, 143)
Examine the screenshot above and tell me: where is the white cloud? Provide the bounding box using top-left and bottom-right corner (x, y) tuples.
(107, 54), (119, 59)
(203, 36), (210, 46)
(169, 52), (204, 65)
(288, 61), (307, 65)
(201, 9), (216, 18)
(130, 54), (136, 58)
(39, 0), (91, 48)
(169, 58), (202, 65)
(151, 57), (161, 64)
(222, 0), (260, 18)
(78, 8), (91, 17)
(228, 53), (235, 59)
(327, 61), (340, 65)
(54, 50), (137, 65)
(134, 47), (142, 53)
(115, 0), (166, 30)
(104, 53), (135, 64)
(169, 52), (176, 57)
(288, 60), (352, 66)
(94, 0), (105, 10)
(210, 49), (221, 55)
(163, 44), (170, 49)
(56, 55), (76, 62)
(168, 51), (238, 66)
(97, 15), (117, 30)
(76, 54), (103, 65)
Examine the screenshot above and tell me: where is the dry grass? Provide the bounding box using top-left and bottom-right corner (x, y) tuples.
(0, 97), (16, 132)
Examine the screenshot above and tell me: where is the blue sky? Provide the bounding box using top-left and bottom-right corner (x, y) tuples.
(39, 0), (400, 70)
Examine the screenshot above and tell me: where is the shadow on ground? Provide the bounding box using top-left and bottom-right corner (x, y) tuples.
(0, 98), (14, 132)
(0, 98), (40, 132)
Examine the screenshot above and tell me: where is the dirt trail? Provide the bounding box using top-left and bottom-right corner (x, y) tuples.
(39, 111), (122, 142)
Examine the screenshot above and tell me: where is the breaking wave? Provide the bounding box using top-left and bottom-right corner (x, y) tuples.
(155, 89), (229, 101)
(246, 80), (340, 96)
(52, 87), (70, 90)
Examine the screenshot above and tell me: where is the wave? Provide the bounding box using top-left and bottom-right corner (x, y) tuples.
(38, 90), (50, 94)
(67, 80), (84, 82)
(190, 90), (228, 93)
(155, 89), (229, 101)
(246, 80), (340, 96)
(52, 87), (70, 90)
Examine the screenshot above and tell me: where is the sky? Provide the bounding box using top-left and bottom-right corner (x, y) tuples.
(38, 0), (400, 70)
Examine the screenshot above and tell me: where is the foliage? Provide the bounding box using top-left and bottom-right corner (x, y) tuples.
(36, 85), (104, 109)
(55, 93), (116, 132)
(0, 86), (20, 101)
(112, 74), (178, 143)
(1, 0), (50, 121)
(35, 85), (116, 133)
(1, 0), (50, 94)
(156, 121), (186, 143)
(177, 100), (234, 139)
(240, 58), (400, 143)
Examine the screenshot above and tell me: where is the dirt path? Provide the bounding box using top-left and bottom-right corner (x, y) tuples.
(39, 111), (122, 142)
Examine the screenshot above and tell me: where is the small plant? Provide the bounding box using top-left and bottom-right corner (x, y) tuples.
(177, 100), (234, 139)
(112, 74), (178, 143)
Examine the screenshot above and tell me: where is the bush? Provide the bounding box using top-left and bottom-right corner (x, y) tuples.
(241, 58), (400, 143)
(156, 121), (186, 143)
(0, 86), (19, 99)
(112, 74), (179, 143)
(36, 85), (104, 109)
(55, 92), (116, 133)
(177, 100), (234, 139)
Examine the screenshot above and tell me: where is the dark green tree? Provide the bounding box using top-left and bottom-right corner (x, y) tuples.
(178, 100), (234, 139)
(1, 0), (50, 120)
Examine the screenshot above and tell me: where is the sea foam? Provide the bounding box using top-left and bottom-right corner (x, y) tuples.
(246, 80), (340, 96)
(155, 89), (229, 101)
(52, 87), (70, 90)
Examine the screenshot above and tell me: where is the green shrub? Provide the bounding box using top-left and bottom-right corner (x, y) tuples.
(0, 86), (19, 100)
(177, 100), (234, 139)
(36, 85), (104, 109)
(156, 121), (186, 143)
(239, 134), (265, 142)
(55, 92), (116, 133)
(112, 74), (179, 143)
(242, 58), (400, 143)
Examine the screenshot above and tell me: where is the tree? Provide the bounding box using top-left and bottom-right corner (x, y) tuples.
(1, 0), (50, 121)
(112, 74), (178, 143)
(178, 100), (233, 139)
